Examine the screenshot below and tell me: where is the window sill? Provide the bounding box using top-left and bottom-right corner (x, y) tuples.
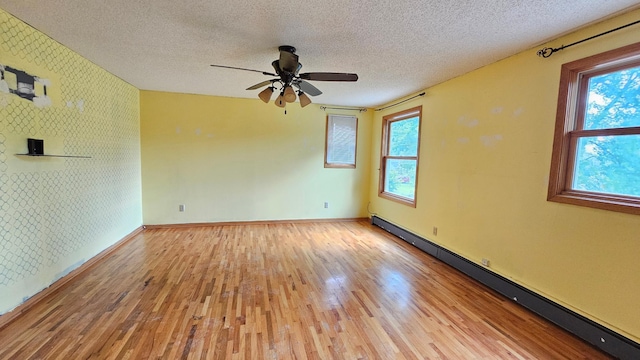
(379, 191), (416, 208)
(548, 190), (640, 215)
(325, 163), (356, 169)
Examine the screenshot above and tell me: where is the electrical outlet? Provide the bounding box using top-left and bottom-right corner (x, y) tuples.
(482, 258), (490, 267)
(179, 204), (185, 212)
(324, 202), (329, 209)
(432, 227), (438, 236)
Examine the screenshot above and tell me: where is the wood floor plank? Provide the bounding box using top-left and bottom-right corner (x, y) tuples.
(0, 221), (611, 359)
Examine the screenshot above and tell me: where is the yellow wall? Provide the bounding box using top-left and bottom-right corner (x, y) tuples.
(3, 0), (639, 346)
(141, 91), (371, 224)
(0, 8), (142, 314)
(368, 10), (640, 341)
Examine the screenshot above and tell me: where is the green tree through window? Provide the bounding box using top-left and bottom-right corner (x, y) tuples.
(379, 106), (422, 206)
(548, 42), (640, 215)
(573, 66), (640, 197)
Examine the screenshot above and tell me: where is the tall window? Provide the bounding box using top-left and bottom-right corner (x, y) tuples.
(548, 42), (640, 215)
(379, 106), (422, 207)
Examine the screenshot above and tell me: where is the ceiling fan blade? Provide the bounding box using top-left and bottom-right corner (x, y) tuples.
(279, 50), (299, 73)
(299, 72), (358, 82)
(210, 64), (277, 77)
(246, 79), (277, 90)
(293, 80), (322, 96)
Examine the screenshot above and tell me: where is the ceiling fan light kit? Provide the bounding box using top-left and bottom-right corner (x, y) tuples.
(298, 91), (312, 108)
(283, 86), (296, 103)
(258, 86), (274, 103)
(211, 45), (358, 110)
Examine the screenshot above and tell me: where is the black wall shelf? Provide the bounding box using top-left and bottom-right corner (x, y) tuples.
(16, 154), (91, 159)
(19, 138), (90, 158)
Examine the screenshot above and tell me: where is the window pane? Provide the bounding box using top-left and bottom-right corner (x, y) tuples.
(584, 66), (640, 130)
(573, 135), (640, 197)
(384, 159), (417, 199)
(326, 115), (357, 166)
(389, 117), (419, 156)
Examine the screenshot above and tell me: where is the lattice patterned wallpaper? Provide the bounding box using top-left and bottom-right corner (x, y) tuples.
(0, 8), (142, 313)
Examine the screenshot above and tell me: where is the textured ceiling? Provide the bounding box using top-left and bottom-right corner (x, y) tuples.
(1, 1), (639, 107)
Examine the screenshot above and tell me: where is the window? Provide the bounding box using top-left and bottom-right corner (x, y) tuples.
(379, 106), (422, 207)
(325, 114), (358, 168)
(548, 42), (640, 215)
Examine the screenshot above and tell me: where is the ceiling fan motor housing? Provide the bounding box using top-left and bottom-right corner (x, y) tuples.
(278, 45), (296, 54)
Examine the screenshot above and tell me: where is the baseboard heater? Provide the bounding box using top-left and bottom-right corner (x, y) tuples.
(371, 215), (639, 360)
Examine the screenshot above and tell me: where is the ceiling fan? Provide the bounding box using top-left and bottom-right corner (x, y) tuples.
(210, 45), (358, 108)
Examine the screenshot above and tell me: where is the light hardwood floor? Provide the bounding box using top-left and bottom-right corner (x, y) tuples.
(0, 221), (610, 359)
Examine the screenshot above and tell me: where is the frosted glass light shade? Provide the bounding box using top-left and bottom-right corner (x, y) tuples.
(275, 93), (286, 107)
(298, 91), (312, 107)
(258, 87), (274, 103)
(283, 86), (296, 103)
